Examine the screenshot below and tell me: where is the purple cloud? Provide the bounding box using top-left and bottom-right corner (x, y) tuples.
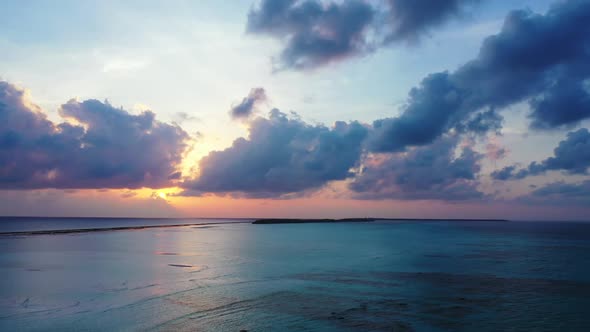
(351, 136), (485, 200)
(492, 128), (590, 180)
(247, 0), (477, 70)
(230, 87), (267, 119)
(0, 80), (190, 189)
(182, 109), (368, 197)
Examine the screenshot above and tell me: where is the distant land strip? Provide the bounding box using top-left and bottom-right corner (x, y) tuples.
(0, 221), (253, 237)
(252, 218), (377, 224)
(252, 218), (509, 224)
(0, 218), (511, 236)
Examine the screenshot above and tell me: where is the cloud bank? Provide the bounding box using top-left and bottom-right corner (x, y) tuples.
(0, 80), (189, 189)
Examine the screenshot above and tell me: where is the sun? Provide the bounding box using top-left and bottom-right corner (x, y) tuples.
(144, 187), (181, 202)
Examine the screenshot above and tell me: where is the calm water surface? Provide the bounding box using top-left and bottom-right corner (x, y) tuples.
(1, 219), (589, 331)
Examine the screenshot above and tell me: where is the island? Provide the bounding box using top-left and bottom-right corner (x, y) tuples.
(252, 218), (377, 224)
(252, 218), (509, 224)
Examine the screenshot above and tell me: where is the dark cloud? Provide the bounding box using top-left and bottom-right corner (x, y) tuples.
(529, 77), (590, 129)
(350, 136), (484, 200)
(181, 109), (368, 197)
(384, 0), (478, 43)
(541, 128), (590, 174)
(492, 128), (590, 180)
(369, 0), (590, 152)
(0, 80), (189, 189)
(458, 109), (503, 135)
(247, 0), (476, 70)
(369, 72), (469, 152)
(518, 180), (590, 206)
(490, 165), (528, 181)
(230, 87), (267, 119)
(247, 0), (374, 70)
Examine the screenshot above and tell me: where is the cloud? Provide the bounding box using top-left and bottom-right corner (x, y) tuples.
(181, 109), (368, 197)
(247, 0), (477, 70)
(490, 165), (528, 181)
(457, 109), (503, 135)
(492, 128), (590, 180)
(383, 0), (479, 43)
(485, 135), (507, 161)
(247, 0), (374, 70)
(350, 135), (485, 201)
(529, 70), (590, 129)
(173, 111), (200, 124)
(230, 87), (267, 119)
(0, 80), (190, 189)
(369, 0), (590, 152)
(518, 180), (590, 206)
(368, 72), (477, 152)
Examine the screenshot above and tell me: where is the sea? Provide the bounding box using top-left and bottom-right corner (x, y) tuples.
(1, 217), (589, 331)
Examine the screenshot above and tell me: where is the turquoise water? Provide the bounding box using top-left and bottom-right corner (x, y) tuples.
(1, 219), (590, 331)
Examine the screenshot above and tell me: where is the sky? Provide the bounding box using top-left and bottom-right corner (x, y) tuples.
(1, 0), (589, 220)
